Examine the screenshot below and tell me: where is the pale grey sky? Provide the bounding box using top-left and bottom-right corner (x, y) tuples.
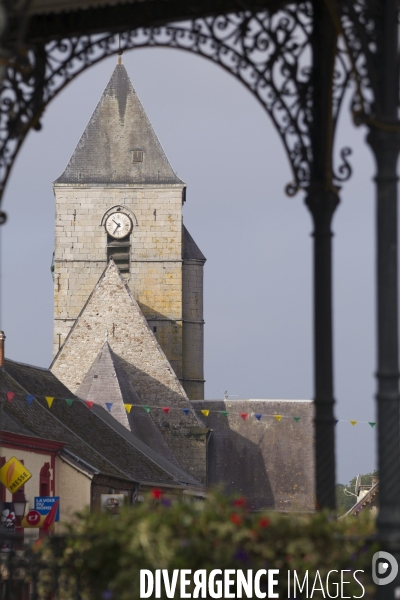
(1, 48), (377, 483)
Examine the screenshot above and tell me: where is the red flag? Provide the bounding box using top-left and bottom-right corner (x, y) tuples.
(42, 500), (59, 533)
(6, 392), (14, 403)
(240, 412), (248, 421)
(85, 400), (94, 409)
(162, 407), (170, 414)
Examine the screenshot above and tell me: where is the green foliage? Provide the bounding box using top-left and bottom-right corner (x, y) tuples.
(336, 471), (378, 516)
(37, 493), (377, 600)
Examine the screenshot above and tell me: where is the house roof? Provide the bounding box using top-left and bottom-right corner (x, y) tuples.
(340, 481), (379, 519)
(54, 62), (183, 186)
(1, 360), (203, 488)
(183, 226), (206, 262)
(192, 399), (315, 511)
(77, 341), (185, 468)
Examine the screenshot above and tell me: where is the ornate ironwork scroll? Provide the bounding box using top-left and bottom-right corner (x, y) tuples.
(0, 1), (354, 219)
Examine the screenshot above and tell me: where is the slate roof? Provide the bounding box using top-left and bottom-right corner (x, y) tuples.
(77, 341), (183, 467)
(55, 62), (183, 185)
(183, 226), (206, 262)
(1, 360), (203, 488)
(192, 399), (315, 511)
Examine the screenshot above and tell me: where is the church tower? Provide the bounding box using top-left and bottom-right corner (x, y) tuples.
(52, 60), (205, 399)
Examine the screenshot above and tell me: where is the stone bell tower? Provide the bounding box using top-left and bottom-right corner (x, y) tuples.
(52, 58), (205, 399)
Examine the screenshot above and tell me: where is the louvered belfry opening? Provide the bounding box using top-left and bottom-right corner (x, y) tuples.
(107, 233), (130, 272)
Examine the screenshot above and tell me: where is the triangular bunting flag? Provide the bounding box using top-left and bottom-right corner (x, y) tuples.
(65, 398), (74, 406)
(369, 422), (376, 428)
(220, 411), (229, 417)
(293, 417), (300, 422)
(85, 400), (94, 410)
(45, 397), (54, 408)
(334, 420), (339, 425)
(350, 420), (357, 426)
(201, 409), (210, 417)
(125, 404), (133, 413)
(162, 407), (171, 414)
(106, 403), (113, 412)
(240, 413), (248, 421)
(254, 414), (262, 421)
(182, 409), (190, 415)
(142, 405), (150, 413)
(274, 415), (282, 422)
(26, 394), (34, 406)
(6, 392), (14, 403)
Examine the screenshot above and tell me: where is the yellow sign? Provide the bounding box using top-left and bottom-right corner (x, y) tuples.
(0, 457), (32, 493)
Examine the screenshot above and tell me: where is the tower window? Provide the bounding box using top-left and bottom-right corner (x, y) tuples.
(153, 327), (157, 333)
(107, 233), (130, 273)
(131, 149), (143, 163)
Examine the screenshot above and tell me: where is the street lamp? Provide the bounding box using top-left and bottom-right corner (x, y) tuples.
(13, 489), (27, 549)
(12, 490), (27, 524)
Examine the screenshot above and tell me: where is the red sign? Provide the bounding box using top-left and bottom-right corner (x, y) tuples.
(25, 510), (41, 526)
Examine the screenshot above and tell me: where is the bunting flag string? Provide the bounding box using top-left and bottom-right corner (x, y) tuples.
(45, 397), (54, 409)
(3, 391), (377, 428)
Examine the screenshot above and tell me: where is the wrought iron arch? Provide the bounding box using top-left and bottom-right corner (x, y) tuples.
(0, 2), (353, 224)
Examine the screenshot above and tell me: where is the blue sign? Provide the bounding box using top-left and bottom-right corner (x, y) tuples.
(34, 496), (60, 522)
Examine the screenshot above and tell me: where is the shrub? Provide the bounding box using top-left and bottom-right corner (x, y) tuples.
(37, 492), (377, 599)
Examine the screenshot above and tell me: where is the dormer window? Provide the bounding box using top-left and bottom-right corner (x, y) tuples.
(131, 149), (143, 163)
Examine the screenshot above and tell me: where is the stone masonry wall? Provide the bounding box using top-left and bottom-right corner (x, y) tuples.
(51, 261), (207, 484)
(182, 259), (204, 399)
(53, 184), (184, 376)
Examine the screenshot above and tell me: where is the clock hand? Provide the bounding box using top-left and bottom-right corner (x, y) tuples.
(113, 223), (121, 234)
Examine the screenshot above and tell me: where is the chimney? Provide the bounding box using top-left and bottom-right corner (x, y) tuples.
(0, 331), (5, 368)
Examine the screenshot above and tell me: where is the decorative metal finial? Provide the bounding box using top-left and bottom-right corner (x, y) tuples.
(117, 34), (123, 65)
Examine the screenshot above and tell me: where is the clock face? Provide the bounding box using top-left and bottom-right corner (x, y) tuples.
(105, 212), (133, 239)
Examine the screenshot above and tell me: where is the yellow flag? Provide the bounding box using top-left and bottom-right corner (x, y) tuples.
(45, 397), (54, 408)
(350, 420), (357, 426)
(274, 415), (282, 422)
(124, 404), (133, 413)
(201, 409), (210, 417)
(0, 457), (32, 493)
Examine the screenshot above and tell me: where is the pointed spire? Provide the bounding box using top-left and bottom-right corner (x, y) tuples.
(55, 64), (183, 186)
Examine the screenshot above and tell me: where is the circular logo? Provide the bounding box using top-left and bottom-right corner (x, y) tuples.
(372, 551), (399, 585)
(25, 510), (41, 526)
